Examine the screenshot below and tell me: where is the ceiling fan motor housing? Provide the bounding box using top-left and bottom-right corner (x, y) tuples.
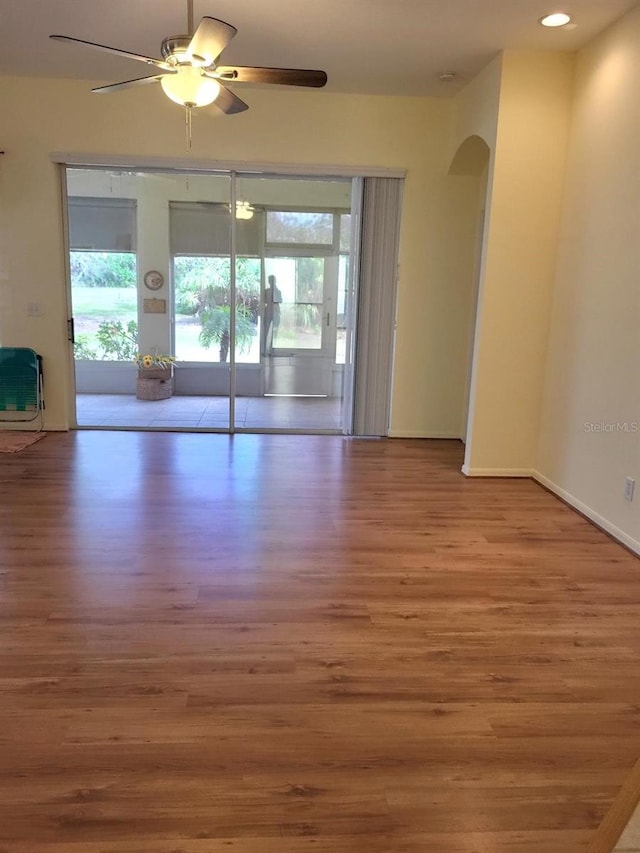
(161, 36), (206, 66)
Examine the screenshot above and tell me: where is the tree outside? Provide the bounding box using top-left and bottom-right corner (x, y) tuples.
(173, 256), (261, 363)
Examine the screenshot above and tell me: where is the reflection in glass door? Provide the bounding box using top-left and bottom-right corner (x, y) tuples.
(237, 177), (355, 431)
(263, 255), (335, 395)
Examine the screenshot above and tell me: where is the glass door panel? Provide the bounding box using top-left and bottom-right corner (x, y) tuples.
(169, 173), (231, 429)
(235, 174), (354, 431)
(266, 257), (325, 352)
(66, 167), (233, 429)
(65, 171), (142, 428)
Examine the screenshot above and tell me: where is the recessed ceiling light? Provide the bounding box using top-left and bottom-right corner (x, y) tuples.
(539, 12), (573, 27)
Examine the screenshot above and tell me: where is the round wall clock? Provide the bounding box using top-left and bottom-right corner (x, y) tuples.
(144, 270), (164, 291)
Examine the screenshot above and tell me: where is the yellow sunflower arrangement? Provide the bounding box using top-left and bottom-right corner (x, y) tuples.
(134, 352), (176, 369)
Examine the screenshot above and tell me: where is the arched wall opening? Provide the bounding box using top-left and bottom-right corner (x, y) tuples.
(447, 134), (491, 442)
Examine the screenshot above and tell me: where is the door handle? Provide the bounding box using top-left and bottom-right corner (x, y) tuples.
(326, 312), (330, 327)
(67, 318), (75, 344)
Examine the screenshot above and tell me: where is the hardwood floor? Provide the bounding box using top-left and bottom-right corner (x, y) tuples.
(1, 432), (639, 852)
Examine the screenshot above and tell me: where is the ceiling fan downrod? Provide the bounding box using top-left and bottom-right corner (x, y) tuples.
(187, 0), (194, 37)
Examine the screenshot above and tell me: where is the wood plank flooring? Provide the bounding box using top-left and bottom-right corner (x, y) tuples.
(0, 432), (639, 852)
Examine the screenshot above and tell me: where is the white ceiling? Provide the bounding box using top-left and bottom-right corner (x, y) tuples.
(0, 0), (636, 96)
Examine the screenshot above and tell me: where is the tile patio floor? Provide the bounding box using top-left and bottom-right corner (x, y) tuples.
(75, 394), (343, 431)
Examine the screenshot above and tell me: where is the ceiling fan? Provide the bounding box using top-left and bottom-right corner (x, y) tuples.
(50, 0), (327, 118)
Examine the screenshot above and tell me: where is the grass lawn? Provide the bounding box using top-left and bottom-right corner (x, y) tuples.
(72, 286), (137, 318)
(71, 288), (260, 362)
(70, 288), (341, 363)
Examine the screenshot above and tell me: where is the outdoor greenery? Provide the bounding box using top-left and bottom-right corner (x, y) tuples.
(199, 305), (256, 363)
(96, 320), (139, 360)
(174, 257), (260, 317)
(174, 257), (260, 362)
(71, 254), (262, 363)
(266, 211), (333, 244)
(72, 286), (137, 318)
(73, 335), (99, 360)
(74, 320), (138, 361)
(70, 252), (136, 288)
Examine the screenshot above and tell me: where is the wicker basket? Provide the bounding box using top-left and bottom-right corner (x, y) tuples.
(136, 368), (174, 401)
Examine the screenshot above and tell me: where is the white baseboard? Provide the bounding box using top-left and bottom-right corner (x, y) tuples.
(387, 430), (461, 439)
(532, 470), (640, 557)
(462, 465), (533, 477)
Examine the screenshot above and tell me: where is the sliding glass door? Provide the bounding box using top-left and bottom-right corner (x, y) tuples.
(67, 168), (358, 433)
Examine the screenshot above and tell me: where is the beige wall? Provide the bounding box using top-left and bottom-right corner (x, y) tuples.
(459, 51), (575, 474)
(536, 7), (640, 552)
(0, 75), (477, 434)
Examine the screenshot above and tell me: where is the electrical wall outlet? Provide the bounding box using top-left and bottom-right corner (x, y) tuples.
(624, 477), (635, 502)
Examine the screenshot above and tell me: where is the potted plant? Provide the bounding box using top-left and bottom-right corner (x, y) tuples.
(133, 350), (176, 400)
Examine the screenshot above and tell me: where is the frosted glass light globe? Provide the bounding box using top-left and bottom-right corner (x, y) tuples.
(161, 67), (221, 107)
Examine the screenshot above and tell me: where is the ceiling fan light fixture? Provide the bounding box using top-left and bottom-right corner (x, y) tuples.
(539, 12), (573, 27)
(235, 200), (254, 220)
(160, 66), (221, 107)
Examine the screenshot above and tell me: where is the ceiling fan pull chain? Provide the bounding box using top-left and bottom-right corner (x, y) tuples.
(185, 104), (193, 150)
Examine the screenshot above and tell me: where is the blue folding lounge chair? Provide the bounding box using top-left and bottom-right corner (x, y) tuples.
(0, 347), (44, 426)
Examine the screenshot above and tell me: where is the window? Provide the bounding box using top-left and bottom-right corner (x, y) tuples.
(266, 211), (334, 245)
(68, 197), (138, 361)
(170, 202), (263, 364)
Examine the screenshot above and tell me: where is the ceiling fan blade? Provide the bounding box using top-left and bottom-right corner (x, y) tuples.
(212, 83), (249, 115)
(91, 73), (175, 94)
(213, 66), (328, 88)
(50, 34), (170, 69)
(187, 17), (237, 66)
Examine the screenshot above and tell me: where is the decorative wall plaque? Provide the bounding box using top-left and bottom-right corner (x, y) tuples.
(143, 298), (166, 314)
